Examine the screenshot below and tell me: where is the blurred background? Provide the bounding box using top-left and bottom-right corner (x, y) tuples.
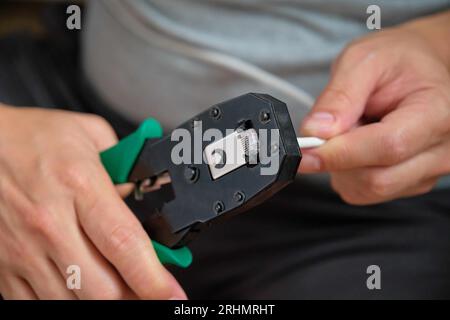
(0, 0), (137, 137)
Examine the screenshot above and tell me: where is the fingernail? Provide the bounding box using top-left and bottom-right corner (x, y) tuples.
(300, 153), (322, 172)
(302, 112), (335, 135)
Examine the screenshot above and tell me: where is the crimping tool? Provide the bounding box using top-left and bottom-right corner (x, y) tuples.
(100, 93), (302, 268)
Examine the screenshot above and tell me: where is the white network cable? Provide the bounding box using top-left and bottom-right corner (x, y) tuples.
(297, 137), (326, 149)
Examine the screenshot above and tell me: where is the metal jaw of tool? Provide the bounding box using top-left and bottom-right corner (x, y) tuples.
(100, 93), (301, 267)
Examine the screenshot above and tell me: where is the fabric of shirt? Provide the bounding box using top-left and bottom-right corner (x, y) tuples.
(82, 0), (450, 188)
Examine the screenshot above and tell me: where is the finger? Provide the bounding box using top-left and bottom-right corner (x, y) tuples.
(17, 180), (137, 301)
(329, 139), (450, 205)
(397, 178), (439, 199)
(50, 226), (137, 300)
(299, 151), (323, 173)
(0, 275), (38, 300)
(116, 183), (135, 199)
(332, 171), (438, 205)
(301, 43), (384, 138)
(303, 92), (450, 172)
(25, 258), (77, 300)
(74, 164), (186, 300)
(37, 198), (137, 300)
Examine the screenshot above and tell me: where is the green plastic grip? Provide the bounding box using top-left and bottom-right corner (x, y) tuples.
(100, 118), (192, 268)
(100, 118), (163, 184)
(153, 241), (192, 268)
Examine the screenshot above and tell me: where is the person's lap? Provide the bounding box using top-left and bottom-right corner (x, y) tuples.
(171, 177), (450, 299)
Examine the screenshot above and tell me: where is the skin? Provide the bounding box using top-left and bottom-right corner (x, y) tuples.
(0, 107), (186, 299)
(300, 11), (450, 205)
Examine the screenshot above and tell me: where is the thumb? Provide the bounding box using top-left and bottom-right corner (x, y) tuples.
(301, 45), (382, 138)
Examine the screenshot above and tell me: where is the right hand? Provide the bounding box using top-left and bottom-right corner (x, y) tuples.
(0, 104), (186, 300)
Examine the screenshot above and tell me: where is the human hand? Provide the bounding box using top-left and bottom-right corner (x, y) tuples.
(0, 106), (186, 299)
(300, 11), (450, 205)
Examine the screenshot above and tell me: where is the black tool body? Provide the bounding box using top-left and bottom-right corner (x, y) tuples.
(128, 93), (301, 248)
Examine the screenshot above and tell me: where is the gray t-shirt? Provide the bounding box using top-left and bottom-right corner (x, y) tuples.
(82, 0), (450, 188)
(83, 0), (449, 126)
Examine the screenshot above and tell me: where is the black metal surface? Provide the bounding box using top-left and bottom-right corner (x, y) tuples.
(129, 93), (302, 248)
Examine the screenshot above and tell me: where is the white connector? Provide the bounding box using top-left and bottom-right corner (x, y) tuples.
(297, 137), (326, 149)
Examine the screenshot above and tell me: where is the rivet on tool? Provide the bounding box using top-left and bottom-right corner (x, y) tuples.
(259, 110), (271, 124)
(233, 191), (245, 204)
(210, 107), (222, 120)
(184, 166), (199, 183)
(213, 201), (225, 214)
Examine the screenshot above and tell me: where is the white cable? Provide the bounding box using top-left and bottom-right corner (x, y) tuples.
(297, 137), (326, 149)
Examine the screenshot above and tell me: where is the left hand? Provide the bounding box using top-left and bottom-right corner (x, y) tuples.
(299, 11), (450, 205)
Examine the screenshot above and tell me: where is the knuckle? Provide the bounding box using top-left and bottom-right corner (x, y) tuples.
(324, 86), (355, 110)
(366, 171), (395, 198)
(24, 204), (59, 243)
(381, 132), (409, 164)
(323, 140), (350, 171)
(331, 174), (373, 205)
(86, 114), (115, 136)
(105, 224), (143, 256)
(88, 114), (110, 128)
(330, 176), (359, 205)
(58, 161), (95, 193)
(340, 41), (373, 65)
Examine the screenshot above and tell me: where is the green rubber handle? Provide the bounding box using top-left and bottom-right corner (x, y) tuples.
(100, 118), (163, 184)
(153, 241), (192, 268)
(100, 118), (192, 268)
